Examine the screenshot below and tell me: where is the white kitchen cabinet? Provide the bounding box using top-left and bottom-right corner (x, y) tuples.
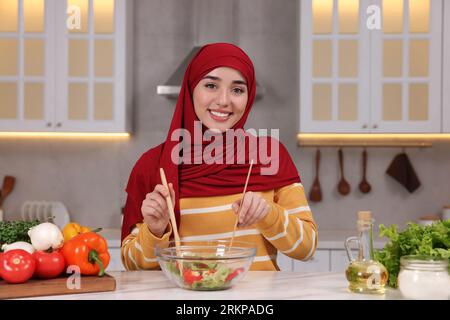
(293, 250), (330, 272)
(330, 249), (357, 272)
(291, 249), (359, 273)
(106, 247), (125, 272)
(277, 253), (293, 271)
(370, 0), (442, 133)
(300, 0), (443, 133)
(0, 0), (55, 131)
(300, 0), (371, 133)
(0, 0), (133, 133)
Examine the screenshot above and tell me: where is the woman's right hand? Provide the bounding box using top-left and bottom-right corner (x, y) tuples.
(141, 183), (175, 238)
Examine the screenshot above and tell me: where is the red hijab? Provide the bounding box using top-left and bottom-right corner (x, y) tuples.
(122, 43), (300, 242)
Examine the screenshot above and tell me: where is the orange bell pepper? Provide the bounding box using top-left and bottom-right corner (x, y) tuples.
(61, 232), (110, 277)
(62, 222), (102, 242)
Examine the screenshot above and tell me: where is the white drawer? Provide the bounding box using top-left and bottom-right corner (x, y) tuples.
(277, 253), (293, 271)
(330, 249), (357, 272)
(106, 248), (125, 272)
(293, 250), (330, 272)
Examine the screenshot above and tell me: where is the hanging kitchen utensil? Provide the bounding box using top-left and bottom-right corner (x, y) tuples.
(358, 149), (372, 194)
(0, 176), (16, 221)
(337, 148), (351, 196)
(386, 150), (421, 193)
(0, 176), (15, 207)
(309, 149), (323, 202)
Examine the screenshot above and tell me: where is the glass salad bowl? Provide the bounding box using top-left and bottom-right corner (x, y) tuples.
(155, 240), (256, 291)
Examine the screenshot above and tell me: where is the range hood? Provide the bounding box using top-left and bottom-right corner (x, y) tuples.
(157, 46), (265, 99)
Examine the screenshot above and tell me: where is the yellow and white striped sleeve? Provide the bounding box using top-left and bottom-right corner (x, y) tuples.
(120, 222), (172, 270)
(256, 183), (318, 261)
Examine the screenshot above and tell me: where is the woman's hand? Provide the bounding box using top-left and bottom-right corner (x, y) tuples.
(141, 183), (175, 238)
(231, 191), (270, 228)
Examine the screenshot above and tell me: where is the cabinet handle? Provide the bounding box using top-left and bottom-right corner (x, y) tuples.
(372, 124), (378, 129)
(362, 124), (368, 129)
(46, 122), (52, 127)
(56, 122), (62, 127)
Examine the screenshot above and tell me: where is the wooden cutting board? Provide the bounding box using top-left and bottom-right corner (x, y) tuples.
(0, 274), (116, 299)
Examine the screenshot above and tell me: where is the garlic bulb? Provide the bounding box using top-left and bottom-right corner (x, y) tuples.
(1, 241), (35, 254)
(28, 222), (64, 251)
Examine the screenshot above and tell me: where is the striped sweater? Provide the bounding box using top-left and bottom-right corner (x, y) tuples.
(121, 182), (317, 271)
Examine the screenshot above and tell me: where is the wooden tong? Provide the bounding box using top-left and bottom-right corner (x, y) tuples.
(159, 168), (181, 255)
(229, 159), (254, 248)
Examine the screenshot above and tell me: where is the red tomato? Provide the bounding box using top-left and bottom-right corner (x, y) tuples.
(0, 249), (36, 284)
(33, 250), (66, 279)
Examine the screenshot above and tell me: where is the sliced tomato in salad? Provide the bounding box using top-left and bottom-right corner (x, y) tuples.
(225, 267), (244, 282)
(183, 269), (203, 285)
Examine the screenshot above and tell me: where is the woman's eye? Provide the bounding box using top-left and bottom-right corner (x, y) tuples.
(205, 83), (217, 89)
(232, 87), (245, 94)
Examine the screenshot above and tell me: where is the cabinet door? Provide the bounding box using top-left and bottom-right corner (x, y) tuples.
(276, 253), (293, 271)
(330, 249), (357, 272)
(371, 0), (442, 133)
(293, 250), (330, 272)
(54, 0), (127, 132)
(0, 0), (55, 132)
(300, 0), (371, 133)
(107, 248), (125, 272)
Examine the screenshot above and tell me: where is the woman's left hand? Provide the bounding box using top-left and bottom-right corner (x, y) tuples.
(231, 191), (271, 228)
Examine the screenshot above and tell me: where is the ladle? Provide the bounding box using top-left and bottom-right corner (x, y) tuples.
(337, 148), (351, 196)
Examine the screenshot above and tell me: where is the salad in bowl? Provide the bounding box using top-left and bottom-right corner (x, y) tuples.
(155, 240), (256, 290)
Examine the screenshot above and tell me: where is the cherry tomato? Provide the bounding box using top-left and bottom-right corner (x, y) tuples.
(33, 250), (66, 279)
(0, 249), (36, 284)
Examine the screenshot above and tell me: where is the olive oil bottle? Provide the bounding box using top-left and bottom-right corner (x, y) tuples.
(345, 211), (388, 294)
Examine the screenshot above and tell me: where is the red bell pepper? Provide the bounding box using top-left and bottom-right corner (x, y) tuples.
(225, 267), (244, 282)
(61, 232), (110, 277)
(183, 269), (203, 285)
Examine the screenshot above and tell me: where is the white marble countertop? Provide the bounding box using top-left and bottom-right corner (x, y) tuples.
(21, 271), (404, 300)
(99, 228), (387, 250)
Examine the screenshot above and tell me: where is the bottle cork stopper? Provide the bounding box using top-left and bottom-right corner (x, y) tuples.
(358, 211), (372, 221)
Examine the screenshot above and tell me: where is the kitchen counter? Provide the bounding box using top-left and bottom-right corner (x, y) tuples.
(20, 271), (404, 300)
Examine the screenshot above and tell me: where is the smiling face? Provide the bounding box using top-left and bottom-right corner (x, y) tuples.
(193, 67), (249, 132)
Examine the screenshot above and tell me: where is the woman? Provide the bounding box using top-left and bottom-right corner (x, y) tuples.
(121, 43), (317, 271)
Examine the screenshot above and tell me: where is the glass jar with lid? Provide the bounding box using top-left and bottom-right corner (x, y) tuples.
(398, 255), (450, 300)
